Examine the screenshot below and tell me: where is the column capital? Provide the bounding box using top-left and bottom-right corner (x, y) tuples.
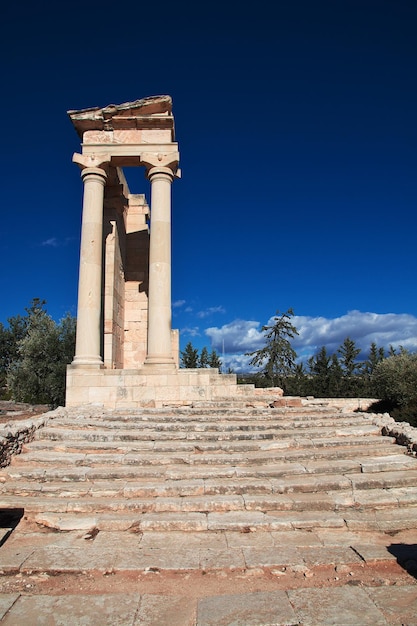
(140, 152), (180, 178)
(73, 152), (111, 171)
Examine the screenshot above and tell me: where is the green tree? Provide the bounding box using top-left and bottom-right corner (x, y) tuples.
(199, 346), (209, 368)
(208, 349), (222, 371)
(328, 353), (343, 396)
(0, 299), (47, 399)
(364, 342), (385, 376)
(308, 346), (331, 395)
(180, 341), (199, 368)
(246, 308), (299, 389)
(372, 351), (417, 408)
(7, 304), (76, 407)
(337, 337), (362, 376)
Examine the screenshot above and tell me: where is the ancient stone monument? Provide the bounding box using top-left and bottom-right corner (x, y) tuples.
(65, 96), (259, 408)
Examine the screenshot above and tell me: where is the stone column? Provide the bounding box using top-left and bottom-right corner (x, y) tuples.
(72, 166), (108, 367)
(142, 156), (178, 368)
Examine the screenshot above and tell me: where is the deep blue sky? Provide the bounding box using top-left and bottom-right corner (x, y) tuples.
(1, 0), (416, 370)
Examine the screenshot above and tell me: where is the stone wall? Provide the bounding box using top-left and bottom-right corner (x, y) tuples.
(0, 414), (51, 468)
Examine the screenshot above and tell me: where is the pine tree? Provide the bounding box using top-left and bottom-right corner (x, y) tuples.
(180, 342), (199, 368)
(246, 308), (298, 388)
(337, 337), (362, 376)
(309, 346), (331, 395)
(199, 346), (209, 368)
(208, 349), (222, 371)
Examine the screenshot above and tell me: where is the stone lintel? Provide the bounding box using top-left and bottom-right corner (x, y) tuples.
(80, 143), (179, 169)
(68, 95), (174, 138)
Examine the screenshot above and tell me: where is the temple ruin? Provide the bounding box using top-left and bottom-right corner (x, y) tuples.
(65, 96), (271, 408)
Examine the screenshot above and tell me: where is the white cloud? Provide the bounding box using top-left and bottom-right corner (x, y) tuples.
(181, 326), (201, 337)
(197, 306), (226, 319)
(172, 300), (186, 308)
(292, 311), (417, 358)
(206, 319), (264, 352)
(40, 236), (75, 248)
(203, 311), (417, 372)
(41, 237), (59, 247)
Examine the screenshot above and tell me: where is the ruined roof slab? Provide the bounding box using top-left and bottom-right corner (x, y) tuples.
(68, 96), (174, 139)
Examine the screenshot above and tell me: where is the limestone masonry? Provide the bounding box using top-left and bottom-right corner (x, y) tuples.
(66, 96), (282, 408)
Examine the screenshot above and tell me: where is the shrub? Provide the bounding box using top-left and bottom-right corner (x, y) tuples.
(372, 352), (417, 408)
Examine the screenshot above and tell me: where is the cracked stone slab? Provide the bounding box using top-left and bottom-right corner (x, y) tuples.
(366, 585), (417, 625)
(34, 513), (98, 531)
(0, 594), (20, 620)
(135, 595), (196, 626)
(288, 587), (388, 625)
(243, 545), (303, 568)
(300, 546), (363, 566)
(197, 590), (297, 626)
(139, 531), (227, 550)
(200, 548), (246, 569)
(21, 546), (116, 574)
(351, 543), (406, 562)
(0, 594), (141, 626)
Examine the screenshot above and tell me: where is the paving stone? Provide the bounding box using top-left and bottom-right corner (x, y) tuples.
(225, 531), (275, 548)
(300, 546), (363, 566)
(200, 548), (246, 569)
(366, 585), (417, 625)
(34, 513), (98, 531)
(90, 531), (143, 551)
(21, 546), (116, 573)
(270, 530), (323, 547)
(207, 511), (272, 531)
(316, 529), (389, 547)
(352, 543), (401, 562)
(0, 595), (20, 621)
(265, 510), (346, 529)
(288, 587), (389, 625)
(243, 545), (303, 568)
(134, 595), (196, 626)
(0, 594), (141, 626)
(139, 531), (227, 550)
(0, 543), (37, 573)
(242, 494), (294, 511)
(197, 590), (298, 626)
(139, 512), (208, 531)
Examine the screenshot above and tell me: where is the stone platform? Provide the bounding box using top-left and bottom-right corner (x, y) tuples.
(1, 401), (416, 624)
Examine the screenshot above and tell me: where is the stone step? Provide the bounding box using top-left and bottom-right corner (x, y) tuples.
(35, 421), (380, 442)
(49, 411), (369, 428)
(31, 425), (381, 451)
(3, 450), (406, 483)
(0, 470), (417, 500)
(24, 505), (417, 533)
(2, 486), (416, 521)
(0, 455), (406, 491)
(10, 435), (399, 468)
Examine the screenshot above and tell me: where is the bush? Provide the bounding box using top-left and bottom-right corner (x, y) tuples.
(372, 352), (417, 407)
(6, 306), (76, 408)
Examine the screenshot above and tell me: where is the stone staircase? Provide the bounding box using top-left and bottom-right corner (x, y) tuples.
(1, 402), (417, 534)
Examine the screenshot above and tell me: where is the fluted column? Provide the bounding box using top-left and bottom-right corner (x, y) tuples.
(142, 156), (178, 368)
(72, 166), (107, 367)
